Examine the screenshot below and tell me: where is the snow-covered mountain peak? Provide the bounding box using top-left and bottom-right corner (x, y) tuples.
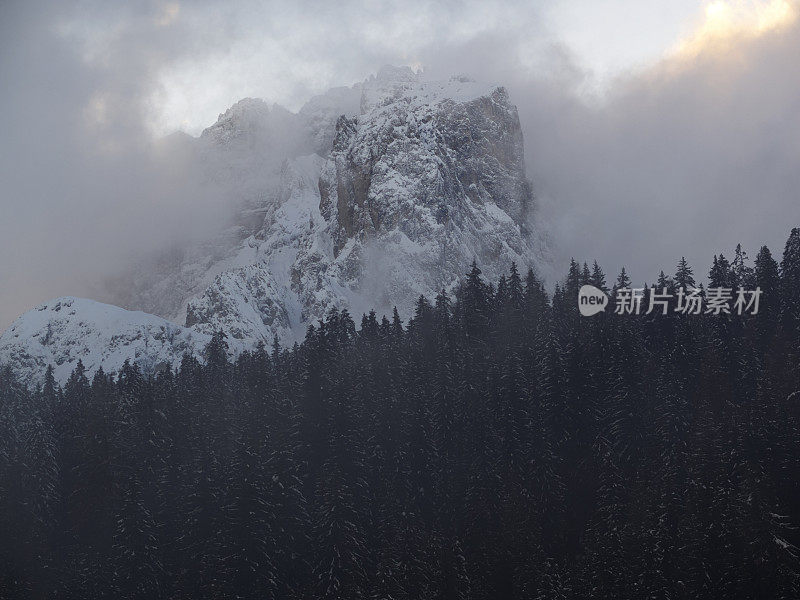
(1, 67), (548, 384)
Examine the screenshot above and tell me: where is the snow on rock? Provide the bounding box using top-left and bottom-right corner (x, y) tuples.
(310, 68), (546, 320)
(0, 298), (213, 384)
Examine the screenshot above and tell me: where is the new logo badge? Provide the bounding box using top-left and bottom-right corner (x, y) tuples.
(578, 285), (609, 316)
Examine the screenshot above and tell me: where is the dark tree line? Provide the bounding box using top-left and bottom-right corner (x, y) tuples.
(2, 227), (800, 599)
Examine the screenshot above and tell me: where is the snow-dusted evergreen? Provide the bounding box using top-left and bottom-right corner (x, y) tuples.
(3, 238), (800, 597)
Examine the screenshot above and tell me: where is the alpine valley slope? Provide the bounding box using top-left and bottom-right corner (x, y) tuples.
(0, 67), (548, 383)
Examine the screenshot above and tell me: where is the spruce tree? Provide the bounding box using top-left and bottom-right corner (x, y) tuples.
(780, 227), (800, 338)
(613, 266), (631, 297)
(675, 256), (696, 289)
(590, 260), (608, 292)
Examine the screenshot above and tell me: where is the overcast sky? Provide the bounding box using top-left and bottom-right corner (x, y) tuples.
(1, 0), (799, 328)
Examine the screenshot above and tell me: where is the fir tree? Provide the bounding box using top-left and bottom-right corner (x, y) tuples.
(590, 260), (608, 292)
(675, 256), (696, 289)
(732, 243), (754, 288)
(709, 253), (734, 288)
(780, 227), (800, 338)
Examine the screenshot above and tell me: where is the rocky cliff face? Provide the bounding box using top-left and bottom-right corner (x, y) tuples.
(0, 67), (547, 383)
(313, 70), (539, 318)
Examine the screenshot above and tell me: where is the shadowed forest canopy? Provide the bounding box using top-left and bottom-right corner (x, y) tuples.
(1, 228), (800, 599)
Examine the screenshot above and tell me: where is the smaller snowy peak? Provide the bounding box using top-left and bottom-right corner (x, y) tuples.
(0, 297), (213, 385)
(201, 98), (271, 143)
(200, 86), (363, 158)
(200, 98), (301, 154)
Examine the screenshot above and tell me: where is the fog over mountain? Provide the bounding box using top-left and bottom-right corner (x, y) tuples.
(2, 1), (800, 329)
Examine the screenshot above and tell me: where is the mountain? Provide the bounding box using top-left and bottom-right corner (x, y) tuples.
(0, 298), (212, 384)
(0, 67), (547, 383)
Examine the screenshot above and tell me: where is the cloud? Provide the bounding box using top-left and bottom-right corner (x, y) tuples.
(146, 0), (550, 135)
(0, 1), (231, 328)
(514, 3), (800, 286)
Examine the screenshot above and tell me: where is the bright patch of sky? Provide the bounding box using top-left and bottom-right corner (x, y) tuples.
(51, 0), (795, 136)
(539, 0), (703, 93)
(143, 0), (706, 135)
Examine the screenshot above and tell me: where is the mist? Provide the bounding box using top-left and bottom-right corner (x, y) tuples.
(2, 0), (799, 329)
(518, 19), (800, 288)
(0, 2), (235, 329)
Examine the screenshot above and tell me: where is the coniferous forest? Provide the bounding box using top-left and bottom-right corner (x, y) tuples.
(2, 228), (800, 600)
